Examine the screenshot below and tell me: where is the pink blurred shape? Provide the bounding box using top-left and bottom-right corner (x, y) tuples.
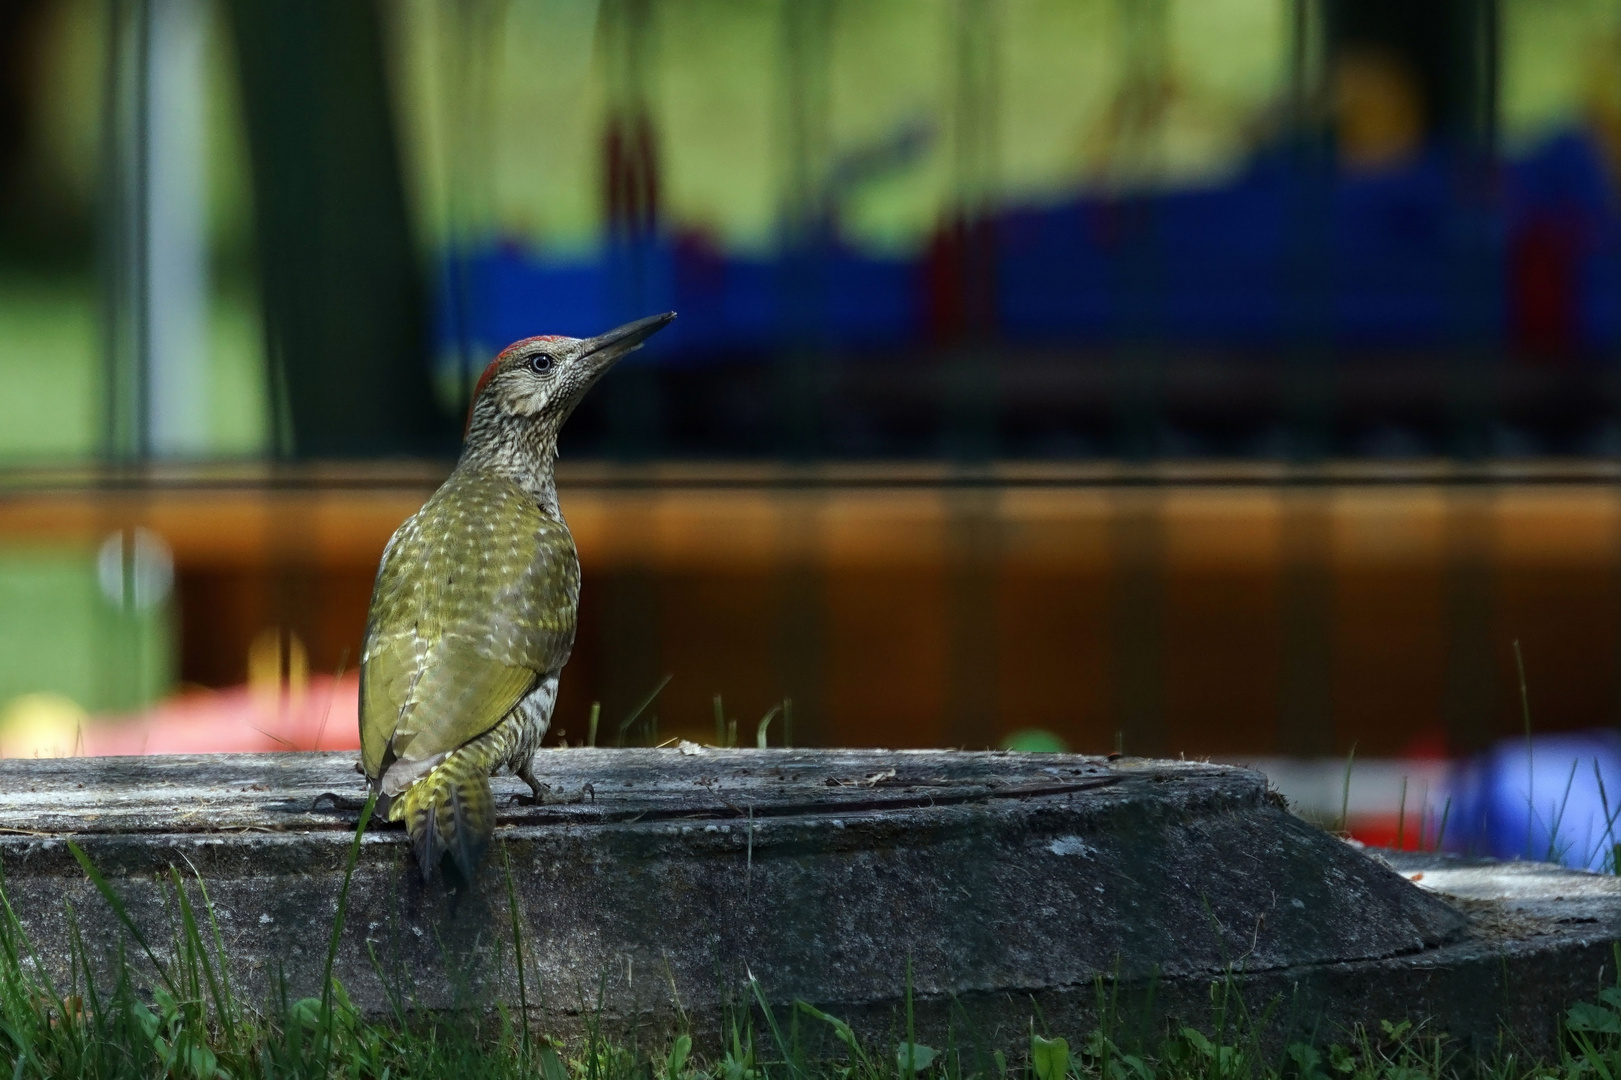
(82, 674), (360, 755)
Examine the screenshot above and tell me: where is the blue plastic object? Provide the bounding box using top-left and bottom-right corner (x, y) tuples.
(437, 129), (1621, 367)
(1446, 730), (1621, 871)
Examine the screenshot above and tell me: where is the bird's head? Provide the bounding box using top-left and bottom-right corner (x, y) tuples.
(463, 311), (676, 446)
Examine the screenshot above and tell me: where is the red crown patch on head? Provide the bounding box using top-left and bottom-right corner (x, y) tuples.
(498, 334), (569, 357)
(465, 335), (572, 433)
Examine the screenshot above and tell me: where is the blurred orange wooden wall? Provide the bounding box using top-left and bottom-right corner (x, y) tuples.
(2, 463), (1616, 759)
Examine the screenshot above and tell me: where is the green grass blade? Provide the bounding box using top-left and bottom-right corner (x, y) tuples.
(1395, 775), (1408, 851)
(1592, 759), (1621, 872)
(363, 937), (409, 1028)
(1515, 639), (1535, 859)
(64, 839), (178, 998)
(502, 841), (531, 1063)
(617, 675), (673, 747)
(1547, 757), (1580, 864)
(318, 791), (377, 1063)
(167, 865), (234, 1043)
(756, 705), (781, 750)
(179, 853), (239, 1036)
(1338, 743), (1356, 835)
(746, 970), (801, 1080)
(1434, 796), (1452, 854)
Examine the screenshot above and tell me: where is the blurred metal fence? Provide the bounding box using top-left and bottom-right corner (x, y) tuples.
(65, 0), (1618, 465)
(3, 0), (1621, 778)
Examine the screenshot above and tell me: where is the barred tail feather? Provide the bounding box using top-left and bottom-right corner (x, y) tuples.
(388, 753), (496, 883)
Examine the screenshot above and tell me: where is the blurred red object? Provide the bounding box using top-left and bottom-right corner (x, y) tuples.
(82, 675), (359, 755)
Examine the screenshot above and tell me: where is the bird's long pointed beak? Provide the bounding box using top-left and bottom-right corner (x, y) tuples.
(581, 311), (677, 371)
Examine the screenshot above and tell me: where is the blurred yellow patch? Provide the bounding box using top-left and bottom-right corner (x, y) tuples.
(0, 692), (88, 758)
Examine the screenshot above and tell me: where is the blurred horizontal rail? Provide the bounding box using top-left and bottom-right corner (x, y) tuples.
(7, 458), (1621, 492)
(5, 461), (1617, 757)
(0, 460), (1618, 572)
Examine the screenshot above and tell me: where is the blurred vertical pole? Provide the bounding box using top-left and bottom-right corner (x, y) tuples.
(95, 0), (133, 712)
(1613, 13), (1621, 734)
(1107, 0), (1168, 757)
(944, 478), (1001, 750)
(227, 0), (447, 722)
(144, 0), (209, 457)
(1279, 0), (1337, 759)
(1610, 0), (1621, 737)
(101, 0), (210, 459)
(596, 0), (665, 736)
(1446, 0), (1500, 462)
(938, 0), (999, 463)
(1443, 0), (1500, 755)
(943, 0), (1002, 749)
(598, 0), (664, 460)
(777, 0), (830, 459)
(773, 485), (829, 747)
(1444, 486), (1496, 753)
(97, 0), (162, 711)
(1278, 487), (1335, 757)
(441, 0), (505, 419)
(101, 0), (147, 464)
(596, 492), (664, 748)
(1111, 487), (1164, 756)
(772, 0), (831, 745)
(1282, 0), (1332, 463)
(225, 0), (445, 459)
(1108, 0), (1167, 462)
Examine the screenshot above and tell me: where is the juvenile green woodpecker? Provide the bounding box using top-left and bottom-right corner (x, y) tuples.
(360, 312), (676, 881)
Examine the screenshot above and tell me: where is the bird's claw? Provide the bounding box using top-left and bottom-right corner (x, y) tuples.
(510, 782), (595, 806)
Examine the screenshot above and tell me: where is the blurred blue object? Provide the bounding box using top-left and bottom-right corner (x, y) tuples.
(438, 129), (1621, 366)
(1448, 730), (1621, 872)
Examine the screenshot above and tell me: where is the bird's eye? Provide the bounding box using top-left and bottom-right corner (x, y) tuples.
(527, 353), (554, 375)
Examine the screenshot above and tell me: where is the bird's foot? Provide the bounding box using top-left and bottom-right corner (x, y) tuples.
(509, 784), (544, 806)
(510, 782), (595, 806)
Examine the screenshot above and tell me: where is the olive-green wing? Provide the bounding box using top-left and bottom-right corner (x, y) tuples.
(360, 516), (423, 779)
(364, 633), (537, 793)
(359, 471), (580, 788)
(359, 624), (412, 780)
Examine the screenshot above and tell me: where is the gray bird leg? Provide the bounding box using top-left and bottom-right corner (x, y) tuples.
(517, 757), (546, 802)
(513, 758), (594, 806)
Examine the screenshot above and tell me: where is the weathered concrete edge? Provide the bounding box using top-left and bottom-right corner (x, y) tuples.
(8, 842), (1581, 1058)
(646, 906), (1616, 1058)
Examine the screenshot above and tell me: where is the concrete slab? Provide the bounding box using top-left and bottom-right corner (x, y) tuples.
(0, 749), (1612, 1053)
